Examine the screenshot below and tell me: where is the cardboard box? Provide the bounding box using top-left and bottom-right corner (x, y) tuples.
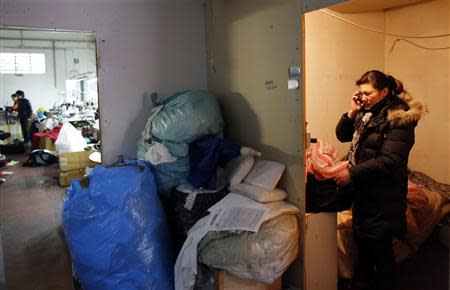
(59, 168), (86, 187)
(38, 136), (55, 151)
(59, 150), (97, 171)
(215, 271), (281, 290)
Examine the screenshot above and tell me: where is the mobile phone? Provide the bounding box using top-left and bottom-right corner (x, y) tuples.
(354, 92), (363, 105)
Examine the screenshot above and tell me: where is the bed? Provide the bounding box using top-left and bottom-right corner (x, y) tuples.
(337, 171), (450, 279)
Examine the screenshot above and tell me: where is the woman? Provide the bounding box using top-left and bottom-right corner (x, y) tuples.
(334, 70), (426, 290)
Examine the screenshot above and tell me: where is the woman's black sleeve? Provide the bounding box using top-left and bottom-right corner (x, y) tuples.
(336, 113), (355, 142)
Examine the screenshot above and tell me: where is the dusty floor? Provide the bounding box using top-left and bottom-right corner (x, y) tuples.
(0, 152), (73, 290)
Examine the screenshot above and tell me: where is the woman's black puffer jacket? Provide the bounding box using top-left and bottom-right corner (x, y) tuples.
(336, 94), (425, 239)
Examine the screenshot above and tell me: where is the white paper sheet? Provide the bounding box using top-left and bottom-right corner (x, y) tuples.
(207, 193), (269, 232)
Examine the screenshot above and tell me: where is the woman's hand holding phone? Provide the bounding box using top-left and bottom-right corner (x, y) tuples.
(348, 92), (363, 119)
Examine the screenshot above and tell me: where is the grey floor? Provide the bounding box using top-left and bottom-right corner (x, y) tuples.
(0, 153), (74, 290)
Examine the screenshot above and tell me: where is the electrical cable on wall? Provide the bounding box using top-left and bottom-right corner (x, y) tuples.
(319, 9), (450, 39)
(389, 38), (450, 51)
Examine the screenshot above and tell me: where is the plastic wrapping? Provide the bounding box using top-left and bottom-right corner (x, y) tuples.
(150, 91), (224, 143)
(62, 161), (174, 290)
(137, 136), (190, 197)
(55, 122), (87, 152)
(198, 214), (299, 284)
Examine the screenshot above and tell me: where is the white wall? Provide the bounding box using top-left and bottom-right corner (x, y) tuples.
(0, 0), (207, 163)
(385, 0), (450, 183)
(306, 1), (450, 184)
(305, 9), (385, 157)
(0, 39), (96, 111)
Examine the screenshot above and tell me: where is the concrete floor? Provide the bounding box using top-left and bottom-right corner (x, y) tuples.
(0, 152), (73, 290)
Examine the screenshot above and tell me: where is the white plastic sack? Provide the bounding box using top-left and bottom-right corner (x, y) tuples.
(55, 122), (87, 153)
(244, 160), (286, 191)
(145, 141), (177, 165)
(174, 196), (299, 290)
(198, 213), (299, 284)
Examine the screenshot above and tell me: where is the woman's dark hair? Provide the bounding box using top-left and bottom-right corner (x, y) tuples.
(15, 90), (25, 98)
(11, 93), (17, 98)
(356, 70), (404, 96)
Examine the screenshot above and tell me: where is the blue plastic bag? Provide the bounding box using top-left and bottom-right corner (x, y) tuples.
(62, 161), (174, 290)
(150, 90), (224, 143)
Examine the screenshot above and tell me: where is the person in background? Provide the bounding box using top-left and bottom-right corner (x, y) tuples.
(334, 70), (426, 290)
(5, 93), (19, 124)
(9, 90), (33, 143)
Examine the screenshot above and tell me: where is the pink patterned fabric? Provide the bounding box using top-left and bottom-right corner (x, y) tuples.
(306, 139), (349, 180)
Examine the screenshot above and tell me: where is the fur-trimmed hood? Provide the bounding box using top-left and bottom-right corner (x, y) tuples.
(387, 93), (428, 126)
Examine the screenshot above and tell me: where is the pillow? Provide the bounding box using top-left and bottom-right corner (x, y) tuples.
(230, 182), (287, 203)
(244, 160), (286, 191)
(225, 155), (255, 186)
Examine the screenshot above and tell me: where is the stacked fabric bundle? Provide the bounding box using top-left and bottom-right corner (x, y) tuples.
(174, 156), (300, 290)
(137, 90), (226, 197)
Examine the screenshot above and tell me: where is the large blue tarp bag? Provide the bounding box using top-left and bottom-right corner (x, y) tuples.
(62, 161), (174, 290)
(150, 90), (224, 143)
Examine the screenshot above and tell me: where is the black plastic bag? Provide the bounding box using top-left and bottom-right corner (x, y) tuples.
(306, 174), (353, 212)
(23, 149), (59, 167)
(164, 186), (228, 253)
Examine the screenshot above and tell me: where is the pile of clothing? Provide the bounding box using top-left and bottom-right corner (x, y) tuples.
(137, 90), (237, 196)
(0, 124), (25, 154)
(136, 90), (300, 290)
(174, 156), (300, 290)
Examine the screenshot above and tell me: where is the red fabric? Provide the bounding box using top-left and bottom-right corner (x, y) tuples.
(31, 126), (62, 150)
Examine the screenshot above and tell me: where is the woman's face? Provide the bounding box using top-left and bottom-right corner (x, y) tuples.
(358, 83), (388, 109)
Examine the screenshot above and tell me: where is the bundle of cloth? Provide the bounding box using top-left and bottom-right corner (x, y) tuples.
(137, 90), (225, 197)
(137, 90), (261, 198)
(174, 156), (300, 290)
(306, 139), (348, 180)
